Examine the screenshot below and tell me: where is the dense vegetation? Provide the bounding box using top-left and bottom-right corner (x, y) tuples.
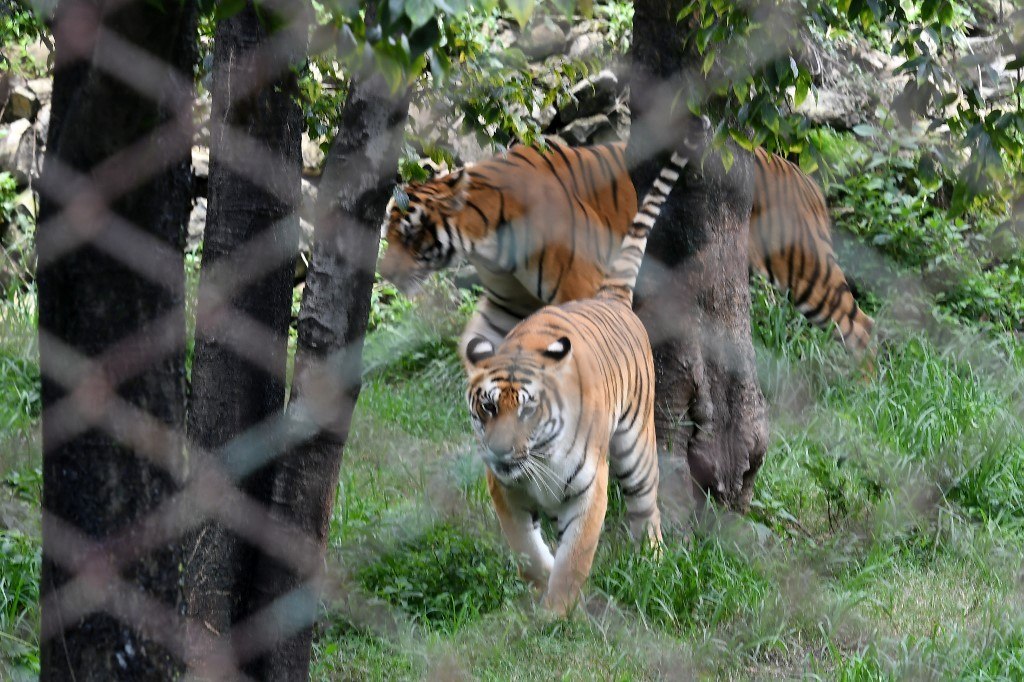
(3, 0), (1023, 677)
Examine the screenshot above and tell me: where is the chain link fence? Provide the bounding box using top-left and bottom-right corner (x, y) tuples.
(2, 0), (1023, 678)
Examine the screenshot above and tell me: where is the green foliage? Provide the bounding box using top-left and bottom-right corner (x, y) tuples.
(820, 130), (1024, 333)
(0, 466), (41, 676)
(673, 0), (1023, 211)
(0, 0), (48, 77)
(358, 523), (528, 631)
(403, 5), (609, 161)
(673, 0), (818, 168)
(0, 527), (40, 674)
(592, 531), (773, 634)
(594, 0), (633, 54)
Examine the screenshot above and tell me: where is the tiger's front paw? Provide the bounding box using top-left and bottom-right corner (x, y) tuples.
(539, 590), (579, 619)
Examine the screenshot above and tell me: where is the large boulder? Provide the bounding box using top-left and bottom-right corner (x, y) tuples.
(0, 119), (42, 186)
(520, 19), (566, 60)
(560, 113), (614, 145)
(556, 70), (621, 126)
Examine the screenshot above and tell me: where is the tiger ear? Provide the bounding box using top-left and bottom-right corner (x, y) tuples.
(543, 337), (571, 362)
(466, 337), (495, 366)
(440, 168), (470, 212)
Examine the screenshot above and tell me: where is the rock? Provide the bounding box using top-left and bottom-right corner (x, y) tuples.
(558, 70), (620, 124)
(0, 73), (10, 119)
(34, 103), (50, 144)
(300, 178), (318, 223)
(187, 197), (207, 252)
(794, 88), (875, 131)
(608, 103), (631, 141)
(520, 20), (566, 60)
(0, 119), (41, 186)
(559, 113), (613, 145)
(294, 217), (314, 281)
(302, 133), (325, 177)
(491, 19), (518, 50)
(533, 103), (558, 130)
(9, 86), (40, 122)
(26, 78), (52, 106)
(449, 124), (489, 164)
(568, 20), (599, 39)
(568, 33), (604, 59)
(191, 146), (209, 198)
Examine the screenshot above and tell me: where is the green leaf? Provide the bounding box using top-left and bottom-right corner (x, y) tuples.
(938, 0), (953, 25)
(405, 0), (435, 28)
(504, 0), (535, 28)
(852, 123), (879, 138)
(794, 76), (810, 107)
(720, 145), (735, 173)
(702, 50), (715, 75)
(551, 0), (575, 19)
(728, 128), (755, 151)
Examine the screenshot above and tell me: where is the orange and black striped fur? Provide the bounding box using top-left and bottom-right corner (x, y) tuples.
(379, 140), (873, 356)
(462, 153), (685, 616)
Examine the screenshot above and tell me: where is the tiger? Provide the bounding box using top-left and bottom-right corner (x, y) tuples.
(462, 151), (686, 617)
(378, 139), (874, 357)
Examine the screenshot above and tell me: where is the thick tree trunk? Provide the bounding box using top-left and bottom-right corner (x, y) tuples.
(246, 72), (410, 679)
(182, 0), (303, 661)
(628, 0), (769, 513)
(37, 0), (196, 678)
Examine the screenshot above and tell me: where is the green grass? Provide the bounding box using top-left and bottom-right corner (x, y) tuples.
(0, 280), (40, 676)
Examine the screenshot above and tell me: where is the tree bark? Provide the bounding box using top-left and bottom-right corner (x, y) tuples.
(628, 0), (769, 514)
(182, 0), (303, 661)
(37, 0), (196, 678)
(245, 70), (410, 679)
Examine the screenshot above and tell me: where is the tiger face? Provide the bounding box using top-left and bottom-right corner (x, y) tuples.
(464, 336), (572, 486)
(378, 168), (470, 295)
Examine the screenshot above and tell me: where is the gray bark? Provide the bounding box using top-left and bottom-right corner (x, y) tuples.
(245, 70), (410, 679)
(628, 0), (769, 514)
(182, 0), (303, 663)
(37, 0), (197, 678)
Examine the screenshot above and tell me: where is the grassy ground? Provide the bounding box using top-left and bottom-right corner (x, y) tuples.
(2, 138), (1023, 678)
(304, 271), (1024, 680)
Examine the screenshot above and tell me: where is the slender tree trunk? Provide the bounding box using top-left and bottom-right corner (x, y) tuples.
(628, 0), (769, 514)
(246, 70), (410, 679)
(37, 0), (196, 678)
(182, 0), (303, 661)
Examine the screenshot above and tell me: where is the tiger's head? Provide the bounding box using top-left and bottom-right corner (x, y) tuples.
(378, 168), (471, 295)
(464, 335), (573, 485)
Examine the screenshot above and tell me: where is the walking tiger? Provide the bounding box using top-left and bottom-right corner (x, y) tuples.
(462, 152), (686, 616)
(379, 139), (873, 358)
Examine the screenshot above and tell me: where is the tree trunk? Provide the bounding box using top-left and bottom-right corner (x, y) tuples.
(182, 0), (303, 662)
(628, 0), (769, 514)
(245, 71), (410, 679)
(37, 0), (196, 678)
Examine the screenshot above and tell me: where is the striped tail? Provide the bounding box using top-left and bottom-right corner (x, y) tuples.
(598, 152), (687, 305)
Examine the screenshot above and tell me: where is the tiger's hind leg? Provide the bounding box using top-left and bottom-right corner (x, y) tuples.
(610, 423), (662, 549)
(790, 272), (874, 354)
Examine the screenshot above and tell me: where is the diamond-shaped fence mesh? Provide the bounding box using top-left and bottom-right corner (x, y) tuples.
(3, 0), (1024, 678)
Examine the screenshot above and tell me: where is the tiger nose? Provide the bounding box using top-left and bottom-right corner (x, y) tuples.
(487, 444), (514, 460)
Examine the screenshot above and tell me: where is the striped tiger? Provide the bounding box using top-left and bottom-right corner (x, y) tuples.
(463, 152), (686, 616)
(379, 139), (874, 356)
